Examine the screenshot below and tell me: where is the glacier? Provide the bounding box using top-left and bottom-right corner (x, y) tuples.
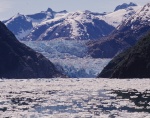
(22, 39), (111, 78)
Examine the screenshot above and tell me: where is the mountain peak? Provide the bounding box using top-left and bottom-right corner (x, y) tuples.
(84, 10), (92, 13)
(128, 2), (150, 24)
(144, 2), (150, 8)
(46, 8), (53, 12)
(58, 10), (67, 14)
(15, 13), (24, 17)
(114, 2), (137, 11)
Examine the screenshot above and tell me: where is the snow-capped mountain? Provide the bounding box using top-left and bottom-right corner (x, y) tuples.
(27, 8), (67, 26)
(26, 10), (115, 41)
(100, 3), (141, 27)
(2, 2), (145, 77)
(3, 8), (116, 41)
(115, 2), (150, 43)
(3, 14), (33, 40)
(3, 8), (67, 40)
(122, 3), (150, 29)
(88, 3), (150, 58)
(114, 2), (137, 11)
(3, 3), (140, 41)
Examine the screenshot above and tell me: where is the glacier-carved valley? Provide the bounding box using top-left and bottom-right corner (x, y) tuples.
(23, 39), (111, 78)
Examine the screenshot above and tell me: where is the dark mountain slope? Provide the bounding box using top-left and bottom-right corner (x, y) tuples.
(0, 21), (63, 78)
(98, 32), (150, 78)
(114, 2), (137, 11)
(88, 3), (150, 58)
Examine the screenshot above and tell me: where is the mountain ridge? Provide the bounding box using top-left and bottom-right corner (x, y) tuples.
(25, 10), (115, 41)
(98, 32), (150, 78)
(3, 5), (138, 41)
(88, 2), (150, 58)
(0, 21), (63, 78)
(114, 2), (137, 11)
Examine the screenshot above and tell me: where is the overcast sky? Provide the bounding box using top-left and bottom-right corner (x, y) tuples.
(0, 0), (149, 20)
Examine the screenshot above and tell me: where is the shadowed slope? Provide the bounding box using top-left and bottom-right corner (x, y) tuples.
(0, 21), (63, 78)
(98, 32), (150, 78)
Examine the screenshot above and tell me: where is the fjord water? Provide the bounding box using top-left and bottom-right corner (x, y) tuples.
(0, 78), (150, 118)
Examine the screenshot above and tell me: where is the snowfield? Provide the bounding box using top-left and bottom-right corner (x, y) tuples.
(23, 39), (111, 78)
(100, 6), (141, 27)
(0, 78), (150, 118)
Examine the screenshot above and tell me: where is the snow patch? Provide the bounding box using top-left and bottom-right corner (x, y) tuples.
(130, 3), (150, 23)
(16, 29), (32, 39)
(100, 6), (141, 27)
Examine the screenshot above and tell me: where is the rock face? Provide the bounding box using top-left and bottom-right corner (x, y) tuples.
(114, 2), (137, 11)
(87, 38), (126, 58)
(88, 3), (150, 58)
(3, 14), (33, 40)
(98, 32), (150, 78)
(0, 21), (63, 78)
(26, 8), (56, 20)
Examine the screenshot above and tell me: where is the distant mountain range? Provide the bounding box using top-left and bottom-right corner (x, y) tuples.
(3, 2), (141, 41)
(3, 10), (115, 41)
(26, 11), (115, 40)
(2, 2), (150, 78)
(3, 2), (150, 59)
(98, 3), (150, 78)
(88, 3), (150, 58)
(3, 2), (150, 58)
(3, 8), (67, 40)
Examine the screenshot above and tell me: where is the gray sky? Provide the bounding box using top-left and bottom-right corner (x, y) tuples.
(0, 0), (149, 20)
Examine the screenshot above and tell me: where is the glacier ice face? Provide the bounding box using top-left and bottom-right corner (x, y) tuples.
(53, 58), (111, 78)
(23, 39), (111, 78)
(23, 39), (88, 58)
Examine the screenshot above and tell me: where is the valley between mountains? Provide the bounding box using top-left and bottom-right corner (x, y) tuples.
(1, 1), (150, 117)
(3, 2), (150, 78)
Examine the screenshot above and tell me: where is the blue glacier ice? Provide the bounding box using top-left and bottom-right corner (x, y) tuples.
(22, 39), (111, 78)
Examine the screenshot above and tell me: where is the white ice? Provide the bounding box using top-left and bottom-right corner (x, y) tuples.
(22, 39), (111, 78)
(0, 78), (150, 118)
